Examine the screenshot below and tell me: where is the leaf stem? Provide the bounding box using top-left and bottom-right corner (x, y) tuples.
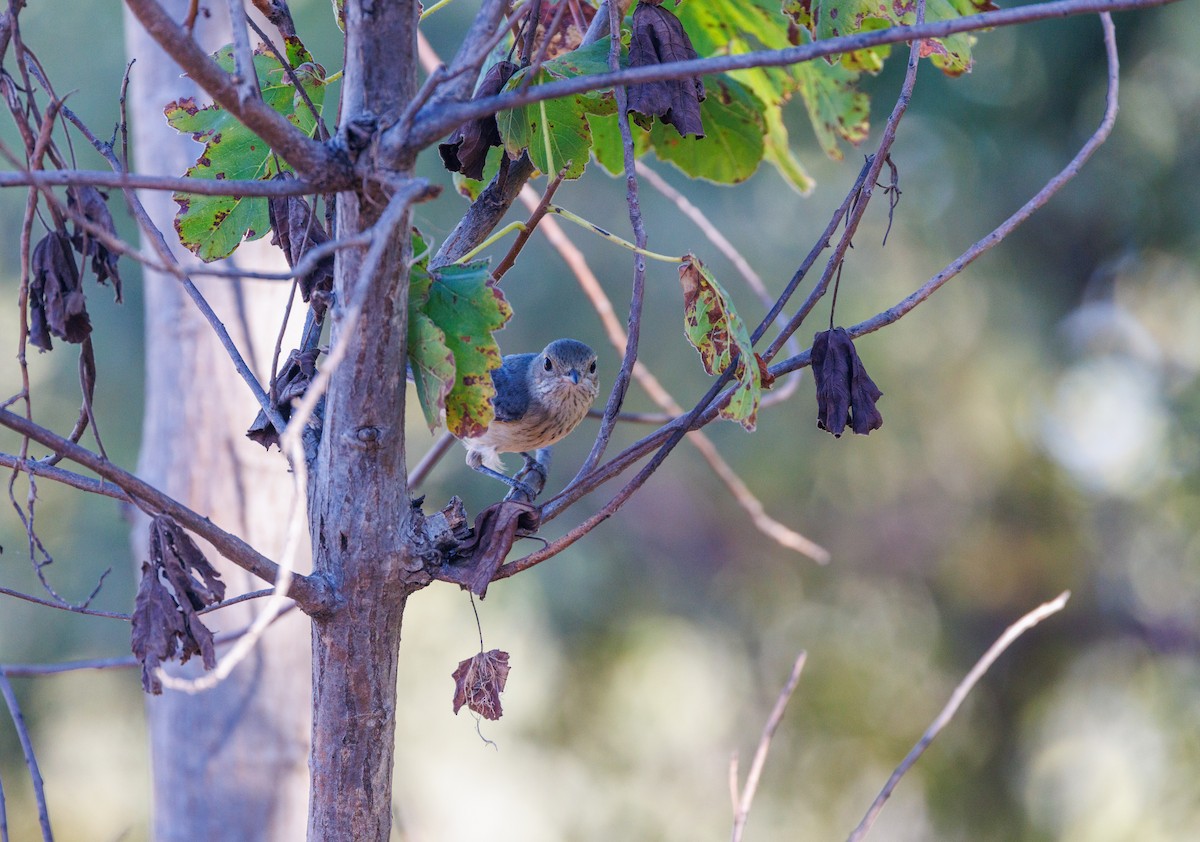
(419, 0), (456, 19)
(453, 220), (528, 264)
(547, 204), (681, 263)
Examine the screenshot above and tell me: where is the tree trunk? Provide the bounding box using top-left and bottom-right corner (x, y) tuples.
(305, 1), (423, 839)
(124, 4), (312, 840)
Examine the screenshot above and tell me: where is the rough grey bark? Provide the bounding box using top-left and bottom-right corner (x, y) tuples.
(124, 3), (312, 839)
(305, 1), (424, 838)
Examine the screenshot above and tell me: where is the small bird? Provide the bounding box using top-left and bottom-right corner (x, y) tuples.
(461, 338), (599, 498)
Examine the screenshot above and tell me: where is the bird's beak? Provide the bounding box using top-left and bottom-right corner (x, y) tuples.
(568, 369), (580, 385)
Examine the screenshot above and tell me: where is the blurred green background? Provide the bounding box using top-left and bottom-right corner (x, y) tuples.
(3, 1), (1199, 839)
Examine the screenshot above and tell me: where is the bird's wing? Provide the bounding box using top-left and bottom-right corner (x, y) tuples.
(489, 353), (535, 422)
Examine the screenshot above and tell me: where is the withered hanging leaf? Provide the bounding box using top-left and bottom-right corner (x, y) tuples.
(267, 176), (334, 314)
(811, 327), (883, 437)
(451, 648), (511, 721)
(30, 232), (91, 350)
(67, 186), (123, 302)
(246, 347), (319, 449)
(439, 61), (520, 181)
(627, 3), (706, 138)
(131, 515), (227, 694)
(519, 0), (597, 62)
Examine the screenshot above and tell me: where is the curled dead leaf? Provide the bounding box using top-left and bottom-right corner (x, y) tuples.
(811, 327), (883, 436)
(30, 232), (91, 351)
(439, 61), (520, 181)
(451, 648), (511, 721)
(627, 3), (706, 138)
(68, 186), (123, 302)
(267, 175), (334, 315)
(246, 347), (320, 449)
(131, 515), (227, 694)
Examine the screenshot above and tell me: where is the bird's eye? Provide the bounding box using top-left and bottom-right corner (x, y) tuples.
(588, 360), (596, 374)
(543, 357), (554, 372)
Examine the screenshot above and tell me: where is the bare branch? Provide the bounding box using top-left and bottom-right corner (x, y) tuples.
(846, 591), (1071, 842)
(408, 431), (456, 491)
(518, 188), (828, 562)
(763, 0), (926, 362)
(771, 11), (1122, 378)
(0, 584), (130, 620)
(0, 670), (52, 841)
(0, 168), (327, 196)
(0, 450), (130, 501)
(397, 0), (1177, 150)
(731, 651), (808, 842)
(122, 0), (347, 186)
(0, 408), (332, 614)
(569, 1), (647, 483)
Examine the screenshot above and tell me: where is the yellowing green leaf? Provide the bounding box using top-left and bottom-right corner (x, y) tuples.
(678, 255), (761, 431)
(649, 75), (765, 185)
(418, 260), (512, 438)
(166, 39), (326, 262)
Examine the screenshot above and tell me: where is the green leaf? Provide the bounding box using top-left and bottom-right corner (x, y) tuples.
(406, 235), (457, 433)
(799, 0), (996, 77)
(416, 259), (512, 438)
(496, 39), (620, 180)
(678, 0), (869, 164)
(762, 107), (815, 194)
(649, 75), (765, 185)
(793, 46), (871, 159)
(587, 111), (650, 177)
(166, 39), (326, 262)
(451, 145), (506, 202)
(678, 255), (761, 431)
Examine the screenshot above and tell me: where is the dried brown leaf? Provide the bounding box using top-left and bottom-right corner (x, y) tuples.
(246, 347), (319, 448)
(30, 232), (91, 350)
(68, 186), (123, 301)
(451, 648), (511, 721)
(812, 327), (883, 437)
(439, 61), (520, 181)
(627, 4), (706, 138)
(130, 516), (226, 694)
(267, 175), (333, 315)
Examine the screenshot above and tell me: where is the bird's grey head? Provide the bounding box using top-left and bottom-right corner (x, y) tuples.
(534, 338), (599, 396)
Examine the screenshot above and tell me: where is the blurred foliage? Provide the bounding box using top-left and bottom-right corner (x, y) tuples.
(2, 1), (1199, 840)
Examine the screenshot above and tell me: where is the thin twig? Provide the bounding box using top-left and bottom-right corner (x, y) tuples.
(846, 591), (1071, 842)
(226, 0), (262, 105)
(398, 0), (1175, 149)
(770, 11), (1122, 379)
(408, 431), (457, 491)
(764, 0), (926, 362)
(0, 584), (130, 620)
(0, 407), (330, 614)
(569, 0), (646, 484)
(731, 651), (808, 842)
(518, 188), (829, 562)
(493, 167), (568, 281)
(0, 670), (52, 841)
(0, 168), (326, 196)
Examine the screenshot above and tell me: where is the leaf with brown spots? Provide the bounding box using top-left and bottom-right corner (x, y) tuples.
(131, 515), (227, 694)
(416, 258), (512, 438)
(29, 232), (90, 350)
(166, 38), (326, 261)
(678, 255), (760, 431)
(451, 648), (511, 720)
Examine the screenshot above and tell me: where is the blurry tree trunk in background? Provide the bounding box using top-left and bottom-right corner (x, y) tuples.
(123, 3), (312, 839)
